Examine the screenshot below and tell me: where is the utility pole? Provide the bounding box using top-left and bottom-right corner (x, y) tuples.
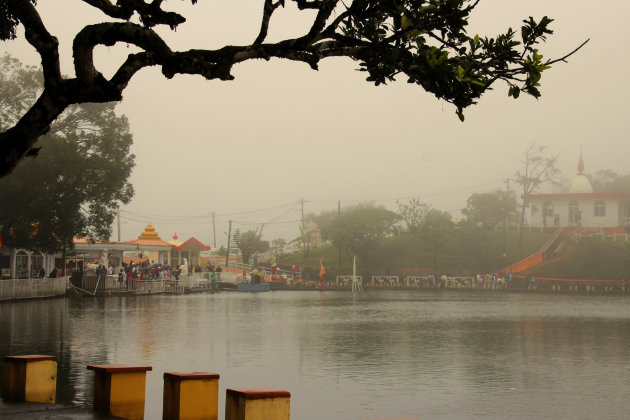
(117, 206), (121, 242)
(212, 212), (216, 249)
(300, 198), (305, 256)
(503, 178), (510, 263)
(225, 220), (232, 268)
(338, 200), (342, 267)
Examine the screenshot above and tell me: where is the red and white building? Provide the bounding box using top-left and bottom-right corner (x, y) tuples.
(527, 156), (630, 229)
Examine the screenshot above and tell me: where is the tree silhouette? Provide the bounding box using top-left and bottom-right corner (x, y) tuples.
(1, 1), (585, 177)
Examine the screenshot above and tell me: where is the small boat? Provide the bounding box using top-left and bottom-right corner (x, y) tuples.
(269, 280), (288, 290)
(237, 282), (271, 292)
(216, 281), (238, 291)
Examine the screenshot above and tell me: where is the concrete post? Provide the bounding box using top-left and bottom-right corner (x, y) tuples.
(2, 355), (57, 403)
(87, 364), (152, 420)
(163, 372), (220, 420)
(225, 388), (291, 420)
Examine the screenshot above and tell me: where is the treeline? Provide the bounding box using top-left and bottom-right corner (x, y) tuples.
(281, 199), (551, 273)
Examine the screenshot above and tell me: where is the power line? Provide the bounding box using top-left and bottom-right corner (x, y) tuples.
(303, 178), (509, 206)
(232, 219), (301, 226)
(119, 201), (300, 222)
(119, 175), (555, 231)
(119, 214), (212, 225)
(214, 201), (301, 217)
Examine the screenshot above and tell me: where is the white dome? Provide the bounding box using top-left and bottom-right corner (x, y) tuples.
(569, 174), (593, 193)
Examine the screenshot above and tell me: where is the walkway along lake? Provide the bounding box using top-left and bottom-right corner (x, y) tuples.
(1, 290), (630, 419)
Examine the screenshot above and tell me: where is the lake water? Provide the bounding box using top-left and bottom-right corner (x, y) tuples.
(1, 290), (630, 419)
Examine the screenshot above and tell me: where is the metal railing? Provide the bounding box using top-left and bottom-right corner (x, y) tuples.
(0, 277), (69, 300)
(92, 271), (222, 294)
(327, 275), (478, 289)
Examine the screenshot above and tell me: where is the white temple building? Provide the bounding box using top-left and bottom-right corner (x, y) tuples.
(527, 155), (630, 230)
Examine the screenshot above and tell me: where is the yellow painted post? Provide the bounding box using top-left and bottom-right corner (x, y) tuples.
(225, 388), (291, 420)
(2, 355), (57, 403)
(163, 372), (220, 420)
(87, 364), (152, 420)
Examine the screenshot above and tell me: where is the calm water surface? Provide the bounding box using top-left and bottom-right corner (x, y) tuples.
(1, 290), (630, 419)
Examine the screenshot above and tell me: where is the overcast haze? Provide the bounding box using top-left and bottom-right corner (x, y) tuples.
(2, 0), (629, 248)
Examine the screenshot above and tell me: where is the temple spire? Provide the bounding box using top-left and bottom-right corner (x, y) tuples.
(577, 152), (584, 174)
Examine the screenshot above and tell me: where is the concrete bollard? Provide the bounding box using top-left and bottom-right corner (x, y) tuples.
(2, 355), (57, 403)
(225, 388), (291, 420)
(163, 372), (220, 420)
(87, 364), (152, 420)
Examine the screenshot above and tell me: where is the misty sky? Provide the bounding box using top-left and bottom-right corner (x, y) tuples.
(2, 0), (629, 248)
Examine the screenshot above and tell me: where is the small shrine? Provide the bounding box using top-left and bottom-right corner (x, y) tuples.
(124, 223), (172, 264)
(527, 155), (630, 229)
(169, 233), (210, 268)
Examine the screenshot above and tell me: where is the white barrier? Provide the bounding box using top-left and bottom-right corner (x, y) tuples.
(335, 275), (362, 287)
(406, 276), (431, 287)
(135, 280), (166, 294)
(371, 276), (400, 287)
(0, 277), (69, 300)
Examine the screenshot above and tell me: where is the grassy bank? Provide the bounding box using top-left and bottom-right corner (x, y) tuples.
(281, 229), (552, 273)
(523, 237), (630, 280)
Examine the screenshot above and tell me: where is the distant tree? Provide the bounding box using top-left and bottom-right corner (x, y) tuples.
(291, 224), (313, 259)
(397, 198), (432, 233)
(308, 210), (338, 233)
(462, 190), (517, 230)
(514, 143), (559, 249)
(237, 230), (268, 265)
(232, 229), (241, 242)
(418, 209), (454, 269)
(590, 170), (630, 194)
(0, 55), (135, 257)
(322, 203), (399, 267)
(305, 209), (340, 259)
(271, 238), (287, 254)
(216, 246), (227, 257)
(0, 1), (585, 178)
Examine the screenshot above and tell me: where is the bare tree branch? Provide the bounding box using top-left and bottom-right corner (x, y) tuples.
(82, 0), (186, 28)
(8, 0), (60, 86)
(0, 0), (583, 178)
(254, 0), (285, 45)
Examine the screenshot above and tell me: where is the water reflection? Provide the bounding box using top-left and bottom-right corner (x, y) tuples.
(1, 291), (630, 419)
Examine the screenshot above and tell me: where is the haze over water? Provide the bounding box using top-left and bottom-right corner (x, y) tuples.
(1, 290), (630, 419)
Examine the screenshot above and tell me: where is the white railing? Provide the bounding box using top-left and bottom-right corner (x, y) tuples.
(573, 231), (630, 243)
(0, 277), (69, 300)
(406, 276), (431, 287)
(213, 272), (240, 284)
(335, 275), (362, 287)
(371, 276), (401, 287)
(328, 275), (477, 289)
(135, 280), (166, 294)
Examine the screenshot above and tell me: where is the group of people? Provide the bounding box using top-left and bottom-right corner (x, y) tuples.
(17, 265), (59, 279)
(115, 261), (179, 289)
(110, 260), (224, 290)
(474, 272), (513, 289)
(245, 263), (301, 284)
(543, 213), (564, 228)
(544, 211), (582, 228)
(424, 272), (513, 289)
